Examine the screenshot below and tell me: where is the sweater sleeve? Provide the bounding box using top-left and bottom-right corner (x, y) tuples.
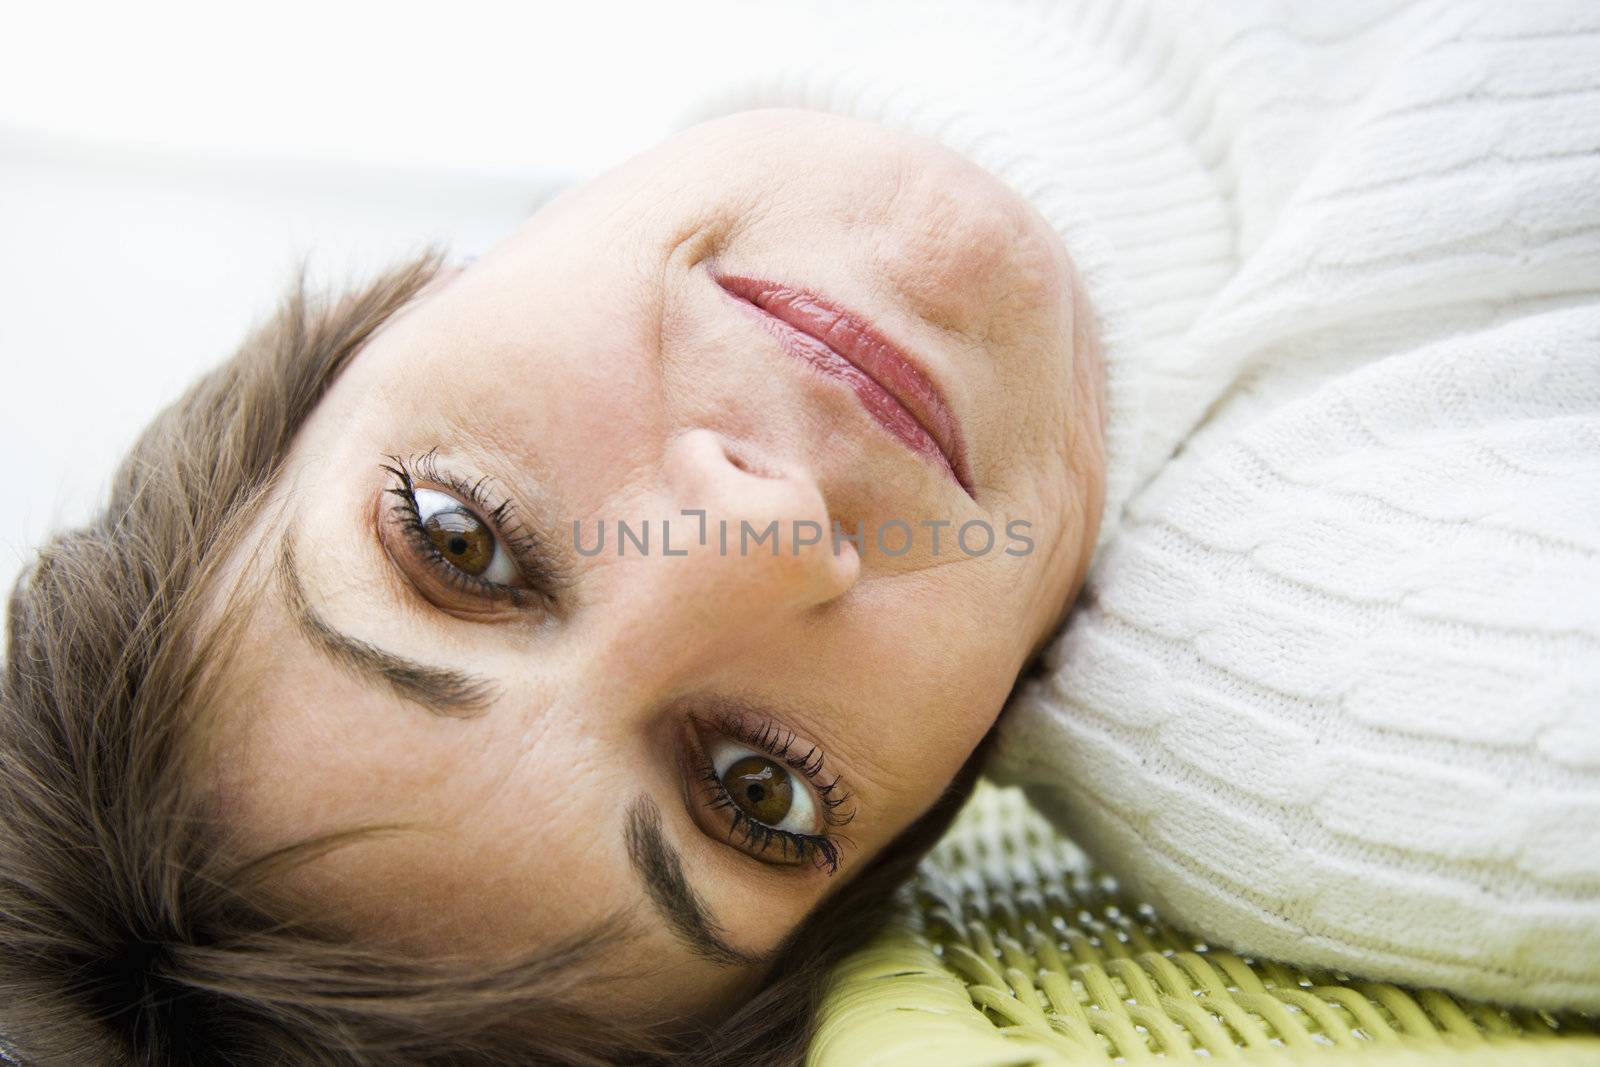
(991, 0), (1600, 1011)
(993, 301), (1600, 1010)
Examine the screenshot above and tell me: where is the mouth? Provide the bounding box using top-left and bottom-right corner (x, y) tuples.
(713, 273), (974, 499)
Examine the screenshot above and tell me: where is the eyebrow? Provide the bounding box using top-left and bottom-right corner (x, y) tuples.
(277, 532), (497, 717)
(625, 796), (766, 968)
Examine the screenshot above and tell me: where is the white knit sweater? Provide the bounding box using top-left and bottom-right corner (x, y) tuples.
(681, 0), (1600, 1011)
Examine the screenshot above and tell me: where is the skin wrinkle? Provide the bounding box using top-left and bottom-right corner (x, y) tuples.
(656, 230), (718, 442)
(454, 434), (583, 610)
(209, 107), (1105, 1024)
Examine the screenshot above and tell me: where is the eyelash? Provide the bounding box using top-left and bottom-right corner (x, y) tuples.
(380, 450), (553, 609)
(691, 709), (855, 874)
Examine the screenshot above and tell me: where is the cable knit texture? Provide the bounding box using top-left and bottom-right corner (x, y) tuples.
(679, 0), (1600, 1010)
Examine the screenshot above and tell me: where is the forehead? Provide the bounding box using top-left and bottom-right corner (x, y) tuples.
(205, 529), (575, 922)
(202, 530), (763, 1016)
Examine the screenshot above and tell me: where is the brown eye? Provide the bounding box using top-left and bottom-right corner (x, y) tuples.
(410, 487), (523, 586)
(691, 731), (837, 869)
(424, 508), (493, 576)
(722, 755), (794, 825)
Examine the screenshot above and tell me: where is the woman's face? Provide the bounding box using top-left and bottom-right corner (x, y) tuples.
(209, 108), (1104, 1019)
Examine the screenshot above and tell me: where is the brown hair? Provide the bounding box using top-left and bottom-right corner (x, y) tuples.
(0, 253), (986, 1066)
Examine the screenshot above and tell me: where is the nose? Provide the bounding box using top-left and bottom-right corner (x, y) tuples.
(585, 427), (860, 681)
(657, 427), (860, 619)
(573, 426), (863, 722)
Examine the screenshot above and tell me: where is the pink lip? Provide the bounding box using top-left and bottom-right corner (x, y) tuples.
(713, 273), (974, 498)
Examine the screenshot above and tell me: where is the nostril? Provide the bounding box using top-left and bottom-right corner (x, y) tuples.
(721, 440), (782, 480)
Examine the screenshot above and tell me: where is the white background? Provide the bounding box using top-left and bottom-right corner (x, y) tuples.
(0, 0), (849, 600)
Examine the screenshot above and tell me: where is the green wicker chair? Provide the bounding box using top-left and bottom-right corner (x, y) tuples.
(810, 785), (1600, 1066)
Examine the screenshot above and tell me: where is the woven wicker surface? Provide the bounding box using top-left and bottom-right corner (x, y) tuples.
(809, 784), (1600, 1066)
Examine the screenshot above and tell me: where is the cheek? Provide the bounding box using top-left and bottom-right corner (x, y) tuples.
(873, 174), (1061, 338)
(416, 283), (671, 522)
(534, 378), (654, 521)
(774, 583), (1017, 779)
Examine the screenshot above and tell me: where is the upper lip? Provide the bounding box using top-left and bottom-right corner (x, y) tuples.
(712, 273), (974, 497)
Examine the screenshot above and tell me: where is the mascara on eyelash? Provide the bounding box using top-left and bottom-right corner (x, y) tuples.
(707, 707), (855, 828)
(696, 760), (844, 874)
(379, 451), (558, 608)
(686, 709), (857, 874)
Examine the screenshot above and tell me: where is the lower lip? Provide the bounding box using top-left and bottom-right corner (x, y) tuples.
(713, 275), (973, 497)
